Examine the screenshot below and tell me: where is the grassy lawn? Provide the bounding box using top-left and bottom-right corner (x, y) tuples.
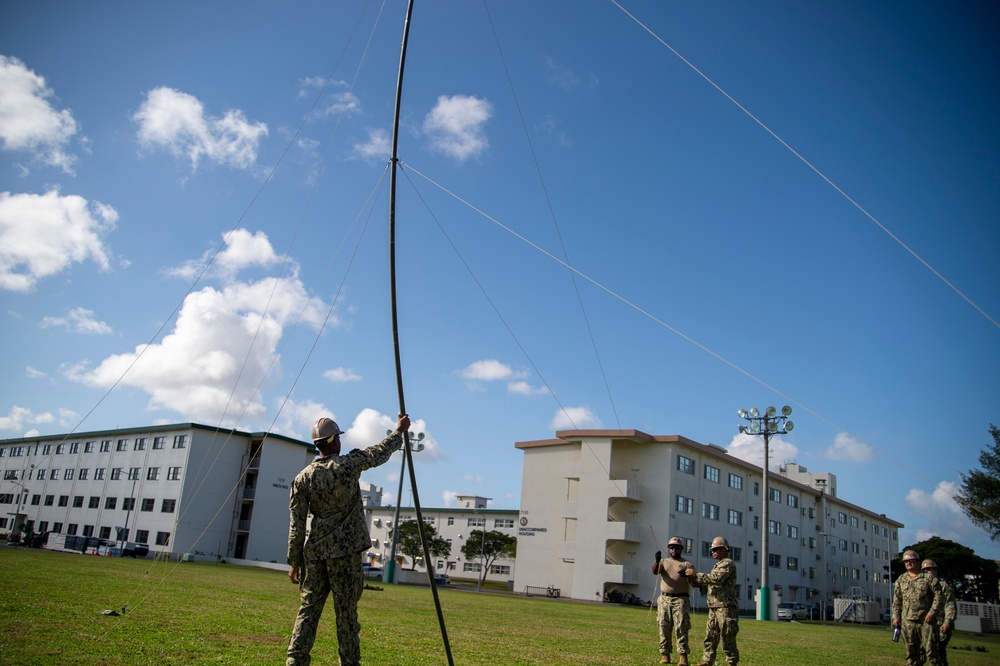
(1, 548), (997, 665)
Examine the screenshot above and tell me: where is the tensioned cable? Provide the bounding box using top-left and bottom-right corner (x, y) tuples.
(611, 0), (999, 332)
(481, 0), (622, 430)
(402, 161), (1000, 547)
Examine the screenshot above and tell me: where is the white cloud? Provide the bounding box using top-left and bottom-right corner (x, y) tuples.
(0, 189), (117, 292)
(323, 367), (361, 383)
(273, 397), (331, 442)
(0, 405), (56, 433)
(726, 432), (799, 472)
(297, 77), (360, 116)
(25, 366), (45, 379)
(40, 307), (113, 335)
(442, 490), (459, 507)
(341, 408), (444, 462)
(824, 432), (875, 462)
(67, 249), (331, 425)
(460, 359), (519, 382)
(508, 380), (549, 396)
(352, 127), (391, 162)
(133, 87), (268, 170)
(904, 480), (984, 545)
(168, 229), (284, 281)
(550, 406), (601, 430)
(423, 95), (491, 162)
(0, 56), (79, 173)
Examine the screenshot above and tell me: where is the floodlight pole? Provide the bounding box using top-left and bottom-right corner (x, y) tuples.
(738, 406), (794, 621)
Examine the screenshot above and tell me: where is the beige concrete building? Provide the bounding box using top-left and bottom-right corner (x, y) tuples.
(514, 429), (902, 613)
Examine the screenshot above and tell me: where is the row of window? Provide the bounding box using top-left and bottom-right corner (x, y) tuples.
(379, 515), (516, 530)
(0, 435), (187, 459)
(2, 493), (176, 513)
(0, 517), (172, 547)
(10, 466), (182, 483)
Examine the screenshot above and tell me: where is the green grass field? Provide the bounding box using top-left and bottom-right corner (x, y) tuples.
(1, 548), (996, 665)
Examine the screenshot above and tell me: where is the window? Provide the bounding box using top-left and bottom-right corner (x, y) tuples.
(78, 468), (89, 481)
(72, 496), (84, 508)
(704, 465), (720, 483)
(728, 473), (742, 490)
(467, 517), (485, 527)
(851, 516), (859, 528)
(839, 539), (848, 551)
(99, 526), (111, 539)
(787, 525), (798, 539)
(36, 469), (46, 481)
(495, 518), (514, 528)
(134, 438), (147, 451)
(56, 444), (66, 455)
(147, 467), (159, 481)
(141, 498), (154, 512)
(31, 495), (40, 506)
(167, 467), (181, 481)
(768, 553), (781, 568)
(702, 502), (719, 520)
(851, 542), (860, 554)
(787, 556), (799, 570)
(105, 497), (117, 510)
(95, 468), (105, 481)
(69, 442), (80, 454)
(768, 488), (781, 503)
(786, 494), (798, 508)
(852, 568), (860, 580)
(701, 541), (712, 558)
(88, 496), (99, 509)
(753, 481), (759, 496)
(684, 538), (693, 553)
(768, 520), (781, 535)
(838, 512), (847, 524)
(44, 495), (54, 506)
(135, 530), (149, 544)
(52, 522), (62, 533)
(730, 546), (742, 562)
(447, 517), (454, 526)
(490, 564), (511, 575)
(116, 439), (128, 452)
(82, 525), (94, 537)
(155, 531), (170, 546)
(123, 498), (135, 511)
(128, 467), (140, 481)
(161, 499), (176, 513)
(100, 440), (111, 453)
(64, 469), (75, 481)
(111, 468), (122, 480)
(677, 455), (695, 474)
(753, 516), (759, 530)
(84, 441), (95, 453)
(728, 509), (742, 526)
(66, 524), (78, 536)
(3, 470), (17, 481)
(173, 435), (187, 449)
(153, 437), (165, 450)
(675, 495), (693, 514)
(42, 445), (52, 455)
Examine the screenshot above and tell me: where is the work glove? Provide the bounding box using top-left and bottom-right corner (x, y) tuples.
(655, 550), (661, 562)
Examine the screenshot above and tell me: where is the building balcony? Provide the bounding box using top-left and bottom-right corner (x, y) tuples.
(607, 478), (641, 501)
(560, 501), (578, 519)
(559, 541), (577, 561)
(604, 563), (640, 585)
(605, 521), (642, 543)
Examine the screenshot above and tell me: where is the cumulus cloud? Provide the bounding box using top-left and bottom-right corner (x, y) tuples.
(507, 380), (549, 396)
(550, 406), (601, 430)
(726, 432), (799, 472)
(273, 397), (331, 442)
(824, 432), (875, 462)
(0, 56), (79, 173)
(133, 87), (268, 170)
(352, 127), (390, 162)
(167, 228), (284, 282)
(25, 366), (46, 379)
(67, 233), (331, 425)
(423, 95), (491, 162)
(323, 367), (361, 383)
(341, 408), (444, 462)
(461, 359), (519, 382)
(0, 189), (117, 292)
(0, 405), (56, 433)
(297, 76), (361, 116)
(40, 307), (113, 335)
(442, 490), (459, 507)
(904, 480), (984, 545)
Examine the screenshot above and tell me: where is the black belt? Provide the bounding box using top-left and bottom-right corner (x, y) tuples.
(661, 593), (689, 597)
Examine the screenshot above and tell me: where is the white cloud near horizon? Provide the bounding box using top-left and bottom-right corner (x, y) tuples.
(550, 406), (601, 430)
(824, 432), (875, 462)
(0, 189), (117, 292)
(0, 404), (77, 434)
(423, 95), (491, 162)
(133, 87), (268, 170)
(0, 55), (79, 173)
(904, 480), (985, 547)
(40, 307), (113, 335)
(726, 432), (799, 472)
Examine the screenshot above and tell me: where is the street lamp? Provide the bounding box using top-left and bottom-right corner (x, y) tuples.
(738, 405), (794, 621)
(385, 431), (424, 584)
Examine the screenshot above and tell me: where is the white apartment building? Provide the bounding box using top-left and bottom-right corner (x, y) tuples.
(0, 424), (314, 563)
(514, 430), (902, 613)
(363, 494), (519, 584)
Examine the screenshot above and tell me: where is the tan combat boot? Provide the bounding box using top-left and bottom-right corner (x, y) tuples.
(677, 655), (689, 666)
(659, 657), (670, 664)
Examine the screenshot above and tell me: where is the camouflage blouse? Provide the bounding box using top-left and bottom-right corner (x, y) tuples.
(694, 557), (738, 609)
(892, 572), (943, 623)
(287, 431), (403, 567)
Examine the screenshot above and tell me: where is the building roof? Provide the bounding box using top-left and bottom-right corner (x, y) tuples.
(0, 422), (313, 450)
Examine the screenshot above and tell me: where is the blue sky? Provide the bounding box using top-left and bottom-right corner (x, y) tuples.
(1, 1), (998, 559)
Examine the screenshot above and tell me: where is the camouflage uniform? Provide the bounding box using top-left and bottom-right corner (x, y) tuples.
(286, 430), (404, 666)
(654, 555), (695, 661)
(892, 572), (944, 666)
(933, 579), (957, 666)
(693, 556), (739, 665)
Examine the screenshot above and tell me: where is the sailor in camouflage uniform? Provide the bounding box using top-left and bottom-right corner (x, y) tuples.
(921, 559), (957, 666)
(653, 536), (695, 665)
(286, 413), (410, 666)
(686, 536), (739, 666)
(892, 550), (943, 666)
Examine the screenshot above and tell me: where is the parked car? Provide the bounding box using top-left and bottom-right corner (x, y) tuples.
(777, 602), (809, 621)
(433, 574), (451, 586)
(363, 566), (383, 580)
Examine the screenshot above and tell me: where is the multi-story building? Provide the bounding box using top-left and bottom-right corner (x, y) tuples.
(363, 494), (519, 585)
(0, 423), (314, 563)
(513, 429), (902, 613)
